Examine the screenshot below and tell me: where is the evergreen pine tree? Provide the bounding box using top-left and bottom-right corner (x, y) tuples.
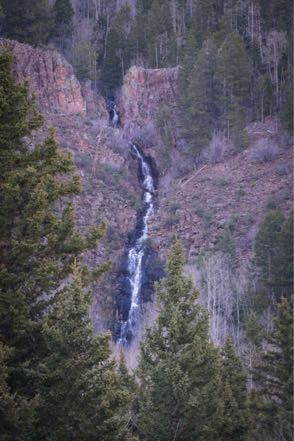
(101, 6), (134, 92)
(135, 241), (223, 441)
(53, 0), (74, 25)
(253, 298), (293, 440)
(0, 343), (36, 441)
(2, 0), (52, 46)
(0, 46), (107, 436)
(215, 32), (250, 146)
(219, 337), (253, 440)
(254, 210), (293, 300)
(34, 263), (131, 441)
(177, 39), (217, 156)
(52, 0), (74, 51)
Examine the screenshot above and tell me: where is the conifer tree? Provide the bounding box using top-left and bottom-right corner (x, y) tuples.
(53, 0), (74, 26)
(34, 263), (131, 441)
(219, 337), (253, 441)
(52, 0), (74, 51)
(177, 39), (217, 156)
(215, 32), (250, 146)
(253, 298), (293, 440)
(135, 241), (223, 441)
(0, 46), (108, 436)
(254, 210), (293, 300)
(2, 0), (52, 46)
(100, 6), (133, 92)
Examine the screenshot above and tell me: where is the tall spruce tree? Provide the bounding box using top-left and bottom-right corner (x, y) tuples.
(253, 298), (293, 440)
(215, 32), (250, 146)
(254, 210), (293, 301)
(135, 241), (223, 441)
(219, 337), (253, 440)
(2, 0), (52, 46)
(177, 39), (217, 156)
(53, 0), (74, 26)
(0, 46), (112, 437)
(34, 263), (131, 441)
(52, 0), (74, 51)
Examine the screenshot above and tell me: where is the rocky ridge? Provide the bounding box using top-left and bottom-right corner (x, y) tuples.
(0, 38), (140, 332)
(119, 65), (178, 133)
(2, 38), (293, 350)
(118, 63), (292, 267)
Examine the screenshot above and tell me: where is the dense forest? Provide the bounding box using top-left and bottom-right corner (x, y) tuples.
(0, 1), (293, 440)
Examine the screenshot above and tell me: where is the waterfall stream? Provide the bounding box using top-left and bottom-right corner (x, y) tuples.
(119, 144), (155, 345)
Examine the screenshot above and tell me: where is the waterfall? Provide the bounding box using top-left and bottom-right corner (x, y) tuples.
(112, 105), (119, 128)
(119, 144), (155, 345)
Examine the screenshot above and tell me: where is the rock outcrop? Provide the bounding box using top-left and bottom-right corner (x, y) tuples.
(0, 38), (87, 115)
(0, 38), (140, 333)
(119, 65), (178, 131)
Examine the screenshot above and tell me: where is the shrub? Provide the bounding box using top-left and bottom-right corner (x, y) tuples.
(250, 139), (280, 163)
(128, 122), (161, 149)
(75, 152), (92, 171)
(109, 130), (129, 157)
(168, 201), (181, 214)
(275, 163), (290, 176)
(214, 176), (231, 187)
(201, 132), (232, 163)
(235, 187), (246, 199)
(266, 198), (278, 210)
(163, 214), (180, 228)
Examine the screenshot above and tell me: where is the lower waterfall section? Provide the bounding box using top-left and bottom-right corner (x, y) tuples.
(116, 144), (159, 345)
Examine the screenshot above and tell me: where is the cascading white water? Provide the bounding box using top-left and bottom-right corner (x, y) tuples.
(119, 144), (155, 345)
(112, 106), (119, 128)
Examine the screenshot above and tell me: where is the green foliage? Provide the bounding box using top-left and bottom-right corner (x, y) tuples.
(258, 0), (293, 32)
(53, 0), (74, 25)
(35, 263), (131, 441)
(245, 311), (264, 346)
(131, 0), (176, 69)
(2, 0), (52, 46)
(71, 41), (97, 82)
(177, 39), (217, 156)
(135, 241), (252, 440)
(215, 32), (250, 142)
(0, 47), (125, 439)
(281, 70), (294, 133)
(51, 0), (74, 50)
(219, 338), (253, 440)
(136, 241), (223, 440)
(215, 225), (237, 264)
(253, 298), (293, 440)
(254, 210), (293, 300)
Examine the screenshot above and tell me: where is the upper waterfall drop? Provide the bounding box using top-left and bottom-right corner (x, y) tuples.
(119, 144), (155, 345)
(109, 102), (119, 128)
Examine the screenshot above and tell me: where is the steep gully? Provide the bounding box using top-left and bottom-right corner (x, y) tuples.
(110, 106), (157, 345)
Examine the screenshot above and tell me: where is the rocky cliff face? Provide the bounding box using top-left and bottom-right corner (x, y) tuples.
(0, 38), (87, 115)
(119, 65), (178, 132)
(118, 65), (292, 266)
(118, 65), (293, 358)
(3, 38), (292, 358)
(0, 39), (140, 333)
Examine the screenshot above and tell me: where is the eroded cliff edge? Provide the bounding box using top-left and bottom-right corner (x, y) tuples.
(0, 38), (141, 333)
(2, 38), (292, 354)
(118, 60), (293, 355)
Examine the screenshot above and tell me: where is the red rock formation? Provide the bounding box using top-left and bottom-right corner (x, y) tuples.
(119, 65), (178, 131)
(0, 39), (138, 333)
(0, 38), (87, 115)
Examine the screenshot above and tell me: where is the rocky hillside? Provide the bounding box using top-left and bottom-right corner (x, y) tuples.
(119, 65), (178, 132)
(152, 119), (293, 264)
(118, 62), (293, 357)
(0, 38), (142, 332)
(2, 38), (292, 350)
(119, 61), (292, 267)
